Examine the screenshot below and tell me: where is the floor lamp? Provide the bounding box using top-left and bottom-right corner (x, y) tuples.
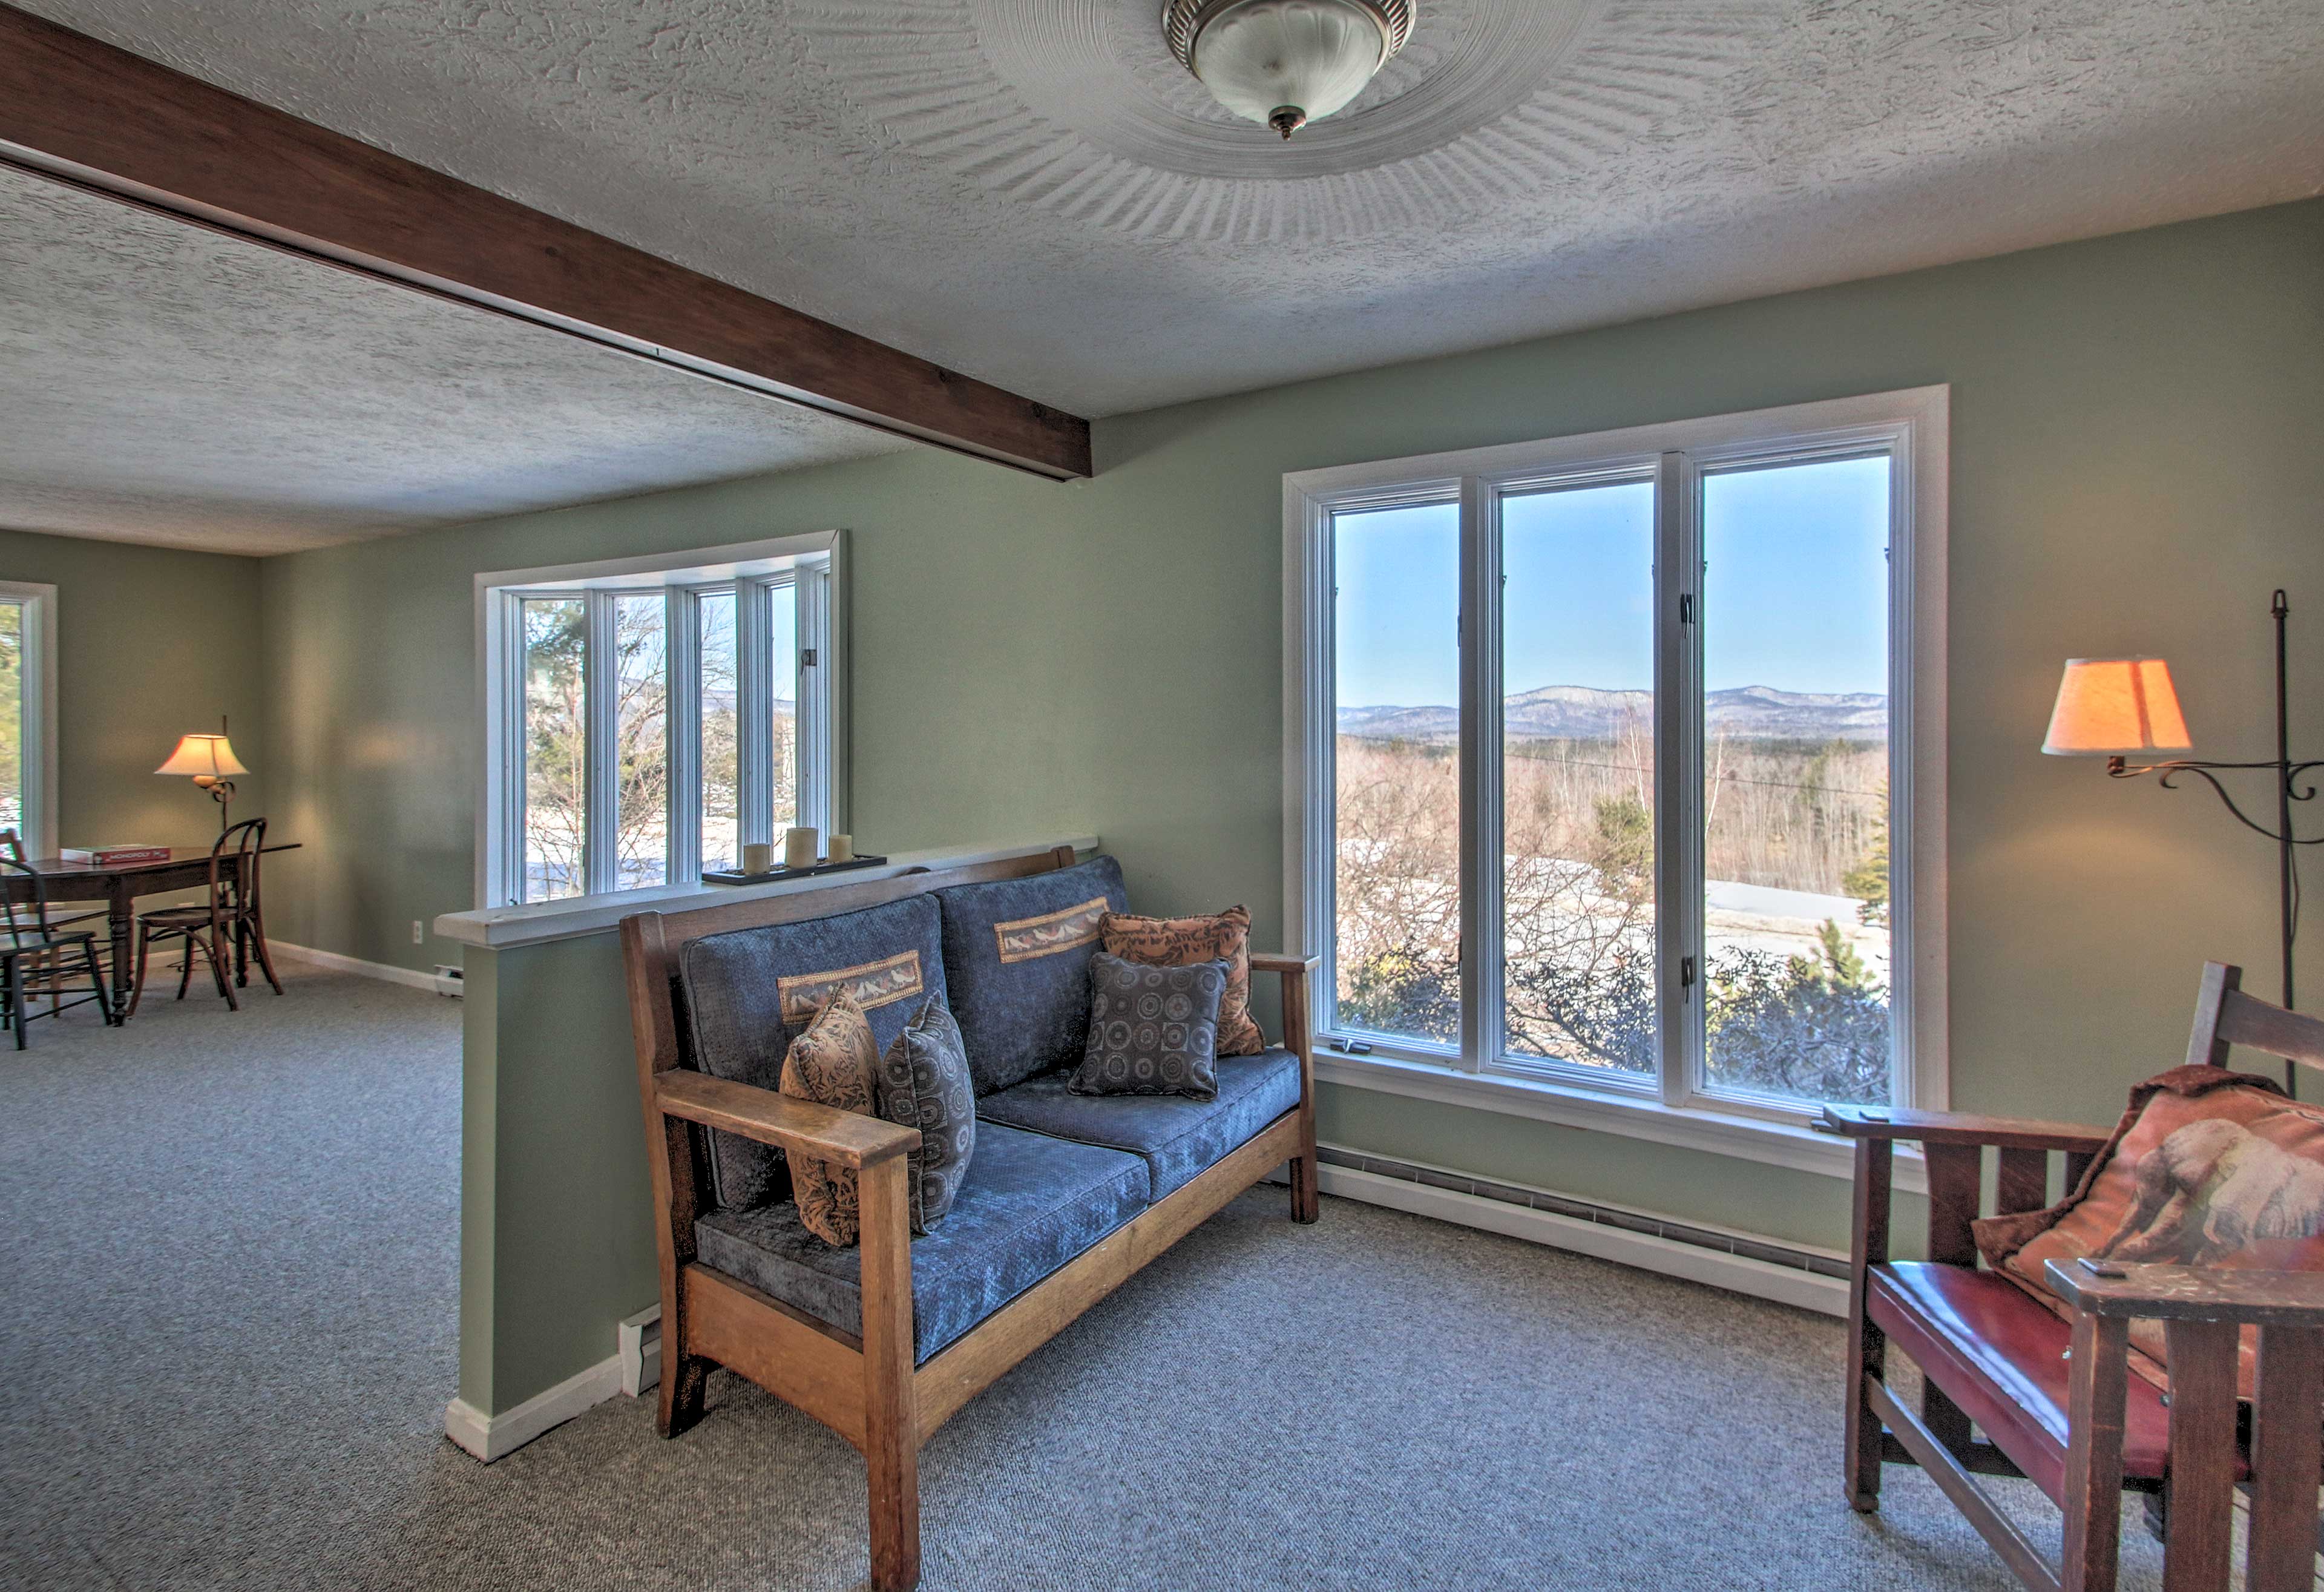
(2043, 590), (2319, 1094)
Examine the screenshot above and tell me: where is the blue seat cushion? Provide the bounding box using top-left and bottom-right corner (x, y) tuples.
(977, 1047), (1302, 1200)
(934, 854), (1128, 1096)
(692, 1120), (1151, 1365)
(678, 892), (947, 1210)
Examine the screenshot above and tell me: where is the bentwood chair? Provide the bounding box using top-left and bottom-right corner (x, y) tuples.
(131, 817), (282, 1015)
(0, 828), (111, 1000)
(0, 853), (117, 1048)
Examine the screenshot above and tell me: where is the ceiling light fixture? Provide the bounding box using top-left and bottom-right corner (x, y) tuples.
(1164, 0), (1414, 140)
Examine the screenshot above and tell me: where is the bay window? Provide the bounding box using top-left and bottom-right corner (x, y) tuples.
(481, 533), (842, 907)
(1284, 390), (1948, 1130)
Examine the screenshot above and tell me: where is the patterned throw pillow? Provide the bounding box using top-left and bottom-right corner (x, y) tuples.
(778, 990), (881, 1248)
(1100, 905), (1264, 1057)
(1070, 953), (1228, 1102)
(1975, 1064), (2324, 1396)
(875, 997), (976, 1235)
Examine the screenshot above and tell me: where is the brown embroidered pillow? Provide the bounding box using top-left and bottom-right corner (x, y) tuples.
(1975, 1064), (2324, 1397)
(778, 990), (880, 1248)
(1100, 904), (1263, 1057)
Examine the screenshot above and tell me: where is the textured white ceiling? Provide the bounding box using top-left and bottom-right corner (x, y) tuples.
(0, 166), (907, 553)
(16, 0), (2320, 427)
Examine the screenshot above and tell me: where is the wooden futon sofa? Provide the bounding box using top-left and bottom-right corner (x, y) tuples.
(620, 845), (1319, 1591)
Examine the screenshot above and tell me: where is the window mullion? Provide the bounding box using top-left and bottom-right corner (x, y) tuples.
(665, 589), (700, 884)
(582, 590), (619, 895)
(1306, 511), (1338, 1042)
(736, 579), (773, 848)
(793, 569), (829, 833)
(494, 591), (525, 905)
(1653, 450), (1701, 1109)
(1456, 475), (1498, 1073)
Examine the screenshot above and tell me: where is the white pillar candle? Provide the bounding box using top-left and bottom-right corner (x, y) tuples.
(784, 827), (819, 870)
(826, 834), (853, 863)
(741, 841), (776, 875)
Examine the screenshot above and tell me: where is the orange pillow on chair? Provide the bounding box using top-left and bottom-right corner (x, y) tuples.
(1975, 1065), (2324, 1397)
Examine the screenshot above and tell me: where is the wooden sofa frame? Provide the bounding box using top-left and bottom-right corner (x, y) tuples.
(620, 845), (1319, 1592)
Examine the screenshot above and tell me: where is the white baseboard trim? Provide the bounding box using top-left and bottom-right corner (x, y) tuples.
(272, 941), (459, 996)
(1314, 1162), (1849, 1317)
(619, 1305), (663, 1397)
(444, 1352), (626, 1462)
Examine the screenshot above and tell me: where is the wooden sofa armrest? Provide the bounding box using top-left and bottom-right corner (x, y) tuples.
(656, 1071), (921, 1168)
(1250, 952), (1319, 976)
(1817, 1104), (2111, 1154)
(1249, 952), (1319, 1062)
(2045, 1259), (2324, 1327)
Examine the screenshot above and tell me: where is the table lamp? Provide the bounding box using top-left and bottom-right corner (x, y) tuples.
(2044, 593), (2320, 1090)
(157, 717), (248, 834)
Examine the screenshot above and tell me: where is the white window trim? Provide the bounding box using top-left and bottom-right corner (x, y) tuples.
(0, 581), (57, 859)
(474, 531), (849, 909)
(1282, 388), (1948, 1179)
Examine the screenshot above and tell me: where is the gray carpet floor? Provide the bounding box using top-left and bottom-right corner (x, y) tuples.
(0, 960), (2175, 1591)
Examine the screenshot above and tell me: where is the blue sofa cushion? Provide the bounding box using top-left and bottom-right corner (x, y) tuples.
(680, 893), (948, 1210)
(692, 1120), (1151, 1364)
(934, 855), (1128, 1096)
(978, 1047), (1303, 1200)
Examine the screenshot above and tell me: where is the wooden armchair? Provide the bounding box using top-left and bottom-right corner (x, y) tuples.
(1820, 961), (2324, 1592)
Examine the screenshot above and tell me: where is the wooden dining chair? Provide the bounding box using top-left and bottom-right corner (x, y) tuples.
(130, 817), (282, 1015)
(0, 853), (117, 1048)
(0, 827), (112, 1002)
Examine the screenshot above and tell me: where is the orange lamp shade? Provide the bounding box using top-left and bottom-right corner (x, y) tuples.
(2042, 658), (2192, 757)
(155, 733), (248, 778)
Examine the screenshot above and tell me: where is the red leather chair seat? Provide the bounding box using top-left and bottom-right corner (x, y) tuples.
(1867, 1261), (2206, 1500)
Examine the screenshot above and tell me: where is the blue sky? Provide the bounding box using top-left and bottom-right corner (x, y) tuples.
(1334, 455), (1891, 707)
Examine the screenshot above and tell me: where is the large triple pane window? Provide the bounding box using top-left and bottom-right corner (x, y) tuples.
(487, 538), (841, 906)
(1298, 393), (1943, 1120)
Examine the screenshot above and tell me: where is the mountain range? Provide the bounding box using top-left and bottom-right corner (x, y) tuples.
(1338, 685), (1886, 743)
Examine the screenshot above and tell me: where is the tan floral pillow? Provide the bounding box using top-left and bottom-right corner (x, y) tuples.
(1975, 1065), (2324, 1396)
(778, 990), (879, 1248)
(1100, 905), (1264, 1057)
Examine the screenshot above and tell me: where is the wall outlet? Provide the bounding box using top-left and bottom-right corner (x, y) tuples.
(411, 919), (424, 946)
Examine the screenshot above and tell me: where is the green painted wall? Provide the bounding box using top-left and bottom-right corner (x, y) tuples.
(454, 934), (652, 1415)
(0, 528), (268, 853)
(262, 202), (2324, 1413)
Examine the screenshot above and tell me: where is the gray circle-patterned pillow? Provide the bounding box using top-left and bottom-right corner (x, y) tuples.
(872, 996), (977, 1234)
(1069, 952), (1227, 1101)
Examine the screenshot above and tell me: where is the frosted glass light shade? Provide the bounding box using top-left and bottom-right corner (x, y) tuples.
(1181, 0), (1399, 137)
(156, 733), (248, 778)
(2043, 658), (2193, 756)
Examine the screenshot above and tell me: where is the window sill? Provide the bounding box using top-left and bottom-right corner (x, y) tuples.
(435, 835), (1098, 951)
(1312, 1048), (1928, 1195)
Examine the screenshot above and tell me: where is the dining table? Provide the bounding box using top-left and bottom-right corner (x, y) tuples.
(2, 842), (300, 1021)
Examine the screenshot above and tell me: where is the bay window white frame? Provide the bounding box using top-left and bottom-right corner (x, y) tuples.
(0, 580), (58, 858)
(1282, 389), (1948, 1166)
(477, 531), (846, 907)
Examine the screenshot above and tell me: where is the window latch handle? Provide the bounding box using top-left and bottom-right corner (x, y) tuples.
(1681, 955), (1696, 1000)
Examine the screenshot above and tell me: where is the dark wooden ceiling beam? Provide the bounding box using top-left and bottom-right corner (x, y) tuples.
(0, 4), (1091, 479)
